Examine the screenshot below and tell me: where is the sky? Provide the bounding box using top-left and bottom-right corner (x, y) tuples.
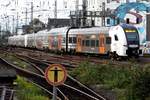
(0, 0), (138, 32)
(0, 0), (79, 32)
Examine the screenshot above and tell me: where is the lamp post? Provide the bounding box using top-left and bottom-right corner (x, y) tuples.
(31, 2), (33, 27)
(4, 16), (9, 31)
(16, 12), (19, 34)
(12, 15), (15, 34)
(10, 9), (19, 35)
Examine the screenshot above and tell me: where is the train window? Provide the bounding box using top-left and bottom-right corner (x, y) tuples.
(73, 37), (77, 43)
(96, 40), (99, 47)
(86, 40), (90, 47)
(82, 40), (85, 46)
(91, 40), (95, 47)
(106, 37), (111, 44)
(63, 38), (65, 43)
(69, 37), (72, 43)
(114, 35), (118, 41)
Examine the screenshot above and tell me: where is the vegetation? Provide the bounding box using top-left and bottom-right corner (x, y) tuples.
(22, 18), (45, 34)
(70, 61), (150, 100)
(15, 76), (49, 100)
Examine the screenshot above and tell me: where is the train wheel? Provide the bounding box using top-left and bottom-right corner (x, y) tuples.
(110, 52), (120, 61)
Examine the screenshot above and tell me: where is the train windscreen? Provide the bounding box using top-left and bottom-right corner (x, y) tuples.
(124, 29), (139, 45)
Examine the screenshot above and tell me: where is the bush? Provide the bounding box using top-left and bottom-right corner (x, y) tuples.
(70, 61), (150, 100)
(16, 76), (49, 100)
(131, 65), (150, 100)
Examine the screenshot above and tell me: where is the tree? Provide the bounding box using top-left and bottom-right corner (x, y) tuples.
(30, 18), (45, 33)
(22, 18), (45, 34)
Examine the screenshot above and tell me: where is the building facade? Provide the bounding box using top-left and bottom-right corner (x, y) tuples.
(86, 0), (149, 26)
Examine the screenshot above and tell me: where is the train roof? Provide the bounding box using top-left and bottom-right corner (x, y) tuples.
(69, 27), (110, 34)
(36, 30), (48, 34)
(48, 27), (69, 34)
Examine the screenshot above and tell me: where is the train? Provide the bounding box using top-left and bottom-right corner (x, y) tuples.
(8, 23), (143, 59)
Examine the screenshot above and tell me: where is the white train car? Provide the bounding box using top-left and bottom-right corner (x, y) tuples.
(71, 27), (110, 54)
(17, 35), (25, 47)
(35, 30), (49, 49)
(109, 24), (142, 57)
(9, 35), (19, 46)
(47, 27), (69, 52)
(26, 33), (35, 48)
(8, 36), (14, 46)
(8, 23), (143, 58)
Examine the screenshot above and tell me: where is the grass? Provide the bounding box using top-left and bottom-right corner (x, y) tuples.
(15, 76), (50, 100)
(70, 61), (150, 100)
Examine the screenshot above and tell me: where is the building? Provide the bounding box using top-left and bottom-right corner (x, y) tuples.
(86, 0), (150, 26)
(47, 18), (70, 29)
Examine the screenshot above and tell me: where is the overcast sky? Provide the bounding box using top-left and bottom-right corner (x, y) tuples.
(0, 0), (79, 31)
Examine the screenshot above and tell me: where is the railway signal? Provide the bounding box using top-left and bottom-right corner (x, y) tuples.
(45, 64), (67, 100)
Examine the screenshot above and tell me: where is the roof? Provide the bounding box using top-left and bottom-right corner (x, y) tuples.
(69, 27), (110, 35)
(48, 27), (69, 34)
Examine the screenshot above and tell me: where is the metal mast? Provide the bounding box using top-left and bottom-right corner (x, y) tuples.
(102, 2), (105, 26)
(25, 8), (28, 25)
(75, 0), (79, 27)
(54, 0), (57, 18)
(31, 2), (33, 26)
(82, 0), (87, 27)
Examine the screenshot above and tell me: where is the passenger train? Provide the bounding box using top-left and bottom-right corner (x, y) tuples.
(8, 23), (143, 58)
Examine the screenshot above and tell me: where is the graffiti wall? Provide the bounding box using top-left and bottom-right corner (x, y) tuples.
(124, 10), (146, 44)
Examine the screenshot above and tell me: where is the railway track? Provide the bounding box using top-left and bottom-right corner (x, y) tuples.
(0, 51), (108, 100)
(0, 58), (16, 100)
(14, 53), (107, 100)
(0, 57), (61, 99)
(8, 47), (111, 65)
(1, 46), (150, 100)
(12, 47), (133, 69)
(0, 86), (15, 100)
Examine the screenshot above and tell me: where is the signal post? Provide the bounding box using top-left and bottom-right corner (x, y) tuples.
(45, 64), (67, 100)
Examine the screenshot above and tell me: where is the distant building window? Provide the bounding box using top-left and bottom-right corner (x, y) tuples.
(107, 19), (110, 25)
(107, 0), (110, 3)
(107, 8), (110, 11)
(126, 18), (130, 24)
(117, 18), (120, 24)
(114, 35), (118, 41)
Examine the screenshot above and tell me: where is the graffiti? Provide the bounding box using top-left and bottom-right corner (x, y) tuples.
(114, 2), (150, 44)
(127, 11), (143, 24)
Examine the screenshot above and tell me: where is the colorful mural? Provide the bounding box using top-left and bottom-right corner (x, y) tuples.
(114, 2), (150, 44)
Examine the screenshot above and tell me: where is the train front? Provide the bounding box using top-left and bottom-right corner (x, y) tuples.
(123, 24), (143, 57)
(110, 24), (142, 58)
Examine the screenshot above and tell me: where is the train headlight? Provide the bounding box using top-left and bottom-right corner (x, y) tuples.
(129, 45), (138, 48)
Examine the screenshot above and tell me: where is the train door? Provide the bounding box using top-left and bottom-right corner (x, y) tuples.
(76, 34), (82, 52)
(99, 33), (105, 54)
(48, 35), (53, 49)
